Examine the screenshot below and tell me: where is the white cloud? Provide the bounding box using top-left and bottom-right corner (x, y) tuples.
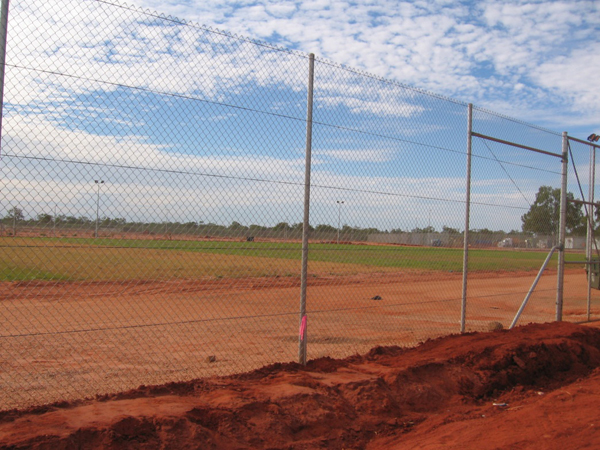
(121, 0), (598, 132)
(532, 42), (600, 116)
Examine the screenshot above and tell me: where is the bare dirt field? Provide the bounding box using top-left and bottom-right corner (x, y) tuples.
(0, 267), (595, 412)
(1, 321), (600, 449)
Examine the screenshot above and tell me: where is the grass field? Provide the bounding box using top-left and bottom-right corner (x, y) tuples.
(0, 236), (583, 282)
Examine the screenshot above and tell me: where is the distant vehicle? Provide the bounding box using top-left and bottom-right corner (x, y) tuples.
(498, 238), (513, 248)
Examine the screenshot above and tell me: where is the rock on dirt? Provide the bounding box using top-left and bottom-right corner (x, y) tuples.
(487, 321), (504, 331)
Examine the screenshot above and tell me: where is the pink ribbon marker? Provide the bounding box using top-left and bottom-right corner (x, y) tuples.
(299, 315), (307, 341)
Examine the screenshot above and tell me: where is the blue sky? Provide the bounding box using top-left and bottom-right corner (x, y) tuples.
(133, 0), (599, 136)
(1, 0), (598, 232)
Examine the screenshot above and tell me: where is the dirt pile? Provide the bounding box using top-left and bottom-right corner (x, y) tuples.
(2, 322), (600, 449)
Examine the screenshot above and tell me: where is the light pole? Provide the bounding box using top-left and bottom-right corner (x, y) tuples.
(95, 180), (104, 238)
(164, 208), (169, 237)
(428, 208), (431, 245)
(337, 200), (344, 244)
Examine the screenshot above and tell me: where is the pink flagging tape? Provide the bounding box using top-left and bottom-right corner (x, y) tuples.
(299, 315), (307, 341)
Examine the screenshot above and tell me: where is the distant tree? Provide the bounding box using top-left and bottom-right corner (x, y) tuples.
(411, 226), (435, 234)
(100, 217), (127, 228)
(112, 218), (126, 227)
(469, 228), (498, 235)
(521, 186), (583, 237)
(355, 227), (381, 235)
(36, 213), (54, 225)
(6, 206), (24, 221)
(509, 229), (532, 236)
(60, 215), (91, 225)
(442, 226), (461, 235)
(315, 224), (337, 233)
(228, 221), (246, 230)
(248, 224), (267, 233)
(292, 222), (313, 232)
(272, 222), (291, 231)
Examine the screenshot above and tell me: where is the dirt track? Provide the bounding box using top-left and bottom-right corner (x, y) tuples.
(0, 268), (596, 411)
(1, 321), (600, 449)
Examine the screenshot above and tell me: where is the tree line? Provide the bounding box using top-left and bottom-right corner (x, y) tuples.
(2, 186), (596, 239)
(0, 209), (522, 239)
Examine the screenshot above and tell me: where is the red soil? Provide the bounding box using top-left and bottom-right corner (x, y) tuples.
(2, 321), (600, 449)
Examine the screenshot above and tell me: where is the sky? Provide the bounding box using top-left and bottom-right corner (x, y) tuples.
(133, 0), (600, 135)
(0, 0), (598, 233)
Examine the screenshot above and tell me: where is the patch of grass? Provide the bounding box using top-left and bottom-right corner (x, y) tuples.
(0, 264), (68, 282)
(0, 237), (583, 282)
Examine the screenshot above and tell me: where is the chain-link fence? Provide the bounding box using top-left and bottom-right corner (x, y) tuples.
(563, 135), (599, 323)
(468, 108), (565, 330)
(0, 0), (597, 411)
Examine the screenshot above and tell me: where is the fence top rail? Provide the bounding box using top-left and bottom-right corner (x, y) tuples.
(569, 198), (600, 207)
(471, 131), (564, 159)
(567, 135), (600, 150)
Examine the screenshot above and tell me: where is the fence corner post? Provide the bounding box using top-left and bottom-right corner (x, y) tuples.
(299, 53), (315, 365)
(461, 103), (473, 333)
(556, 131), (569, 321)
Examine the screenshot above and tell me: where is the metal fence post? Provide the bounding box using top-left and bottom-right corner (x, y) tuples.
(0, 0), (10, 156)
(587, 144), (596, 321)
(299, 53), (315, 365)
(461, 103), (473, 333)
(556, 131), (568, 321)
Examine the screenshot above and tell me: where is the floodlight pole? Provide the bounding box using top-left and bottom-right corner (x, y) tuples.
(337, 200), (344, 244)
(299, 53), (314, 366)
(556, 132), (568, 321)
(95, 180), (104, 238)
(164, 208), (169, 237)
(461, 103), (473, 333)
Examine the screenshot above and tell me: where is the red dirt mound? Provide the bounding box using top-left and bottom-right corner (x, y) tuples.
(2, 322), (600, 449)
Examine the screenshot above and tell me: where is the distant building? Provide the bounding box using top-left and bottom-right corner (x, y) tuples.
(565, 236), (600, 250)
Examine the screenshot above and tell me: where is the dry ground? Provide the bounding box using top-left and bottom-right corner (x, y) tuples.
(0, 267), (595, 411)
(1, 321), (600, 449)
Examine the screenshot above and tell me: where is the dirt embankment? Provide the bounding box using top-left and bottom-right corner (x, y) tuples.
(2, 322), (600, 449)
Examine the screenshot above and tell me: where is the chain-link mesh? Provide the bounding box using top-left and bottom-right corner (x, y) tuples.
(563, 137), (599, 323)
(1, 0), (311, 410)
(468, 107), (564, 331)
(0, 0), (590, 411)
(305, 59), (469, 360)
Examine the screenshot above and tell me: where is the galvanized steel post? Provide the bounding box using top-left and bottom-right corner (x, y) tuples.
(0, 0), (10, 156)
(461, 103), (473, 333)
(556, 132), (568, 321)
(299, 54), (315, 365)
(587, 144), (596, 321)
